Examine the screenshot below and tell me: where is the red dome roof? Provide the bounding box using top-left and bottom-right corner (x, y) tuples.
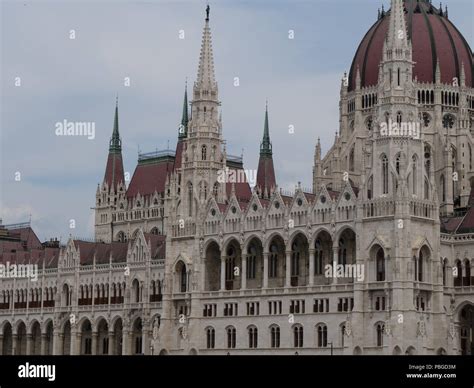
(348, 0), (473, 91)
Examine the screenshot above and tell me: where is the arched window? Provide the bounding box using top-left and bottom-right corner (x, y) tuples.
(376, 323), (384, 347)
(463, 259), (471, 286)
(349, 147), (355, 172)
(315, 239), (324, 276)
(442, 258), (447, 286)
(201, 145), (207, 160)
(376, 248), (385, 281)
(291, 242), (300, 277)
(395, 154), (401, 175)
(440, 175), (446, 202)
(247, 245), (257, 280)
(338, 238), (347, 266)
(396, 111), (402, 125)
(340, 324), (346, 348)
(227, 327), (236, 349)
(248, 327), (258, 349)
(180, 263), (187, 293)
(293, 325), (303, 348)
(206, 328), (215, 349)
(424, 178), (429, 200)
(226, 246), (236, 283)
(367, 176), (373, 200)
(382, 155), (389, 194)
(469, 144), (472, 171)
(213, 182), (219, 197)
(454, 260), (462, 287)
(417, 251), (424, 282)
(317, 324), (327, 348)
(132, 279), (140, 303)
(270, 326), (280, 348)
(412, 155), (417, 195)
(188, 183), (193, 216)
(397, 68), (401, 86)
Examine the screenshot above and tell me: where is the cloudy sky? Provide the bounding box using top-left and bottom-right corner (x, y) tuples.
(1, 0), (472, 241)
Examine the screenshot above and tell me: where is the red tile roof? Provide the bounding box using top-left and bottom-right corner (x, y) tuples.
(126, 160), (174, 199)
(103, 152), (125, 190)
(256, 155), (276, 196)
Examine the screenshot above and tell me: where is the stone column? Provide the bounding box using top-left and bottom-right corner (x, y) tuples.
(52, 332), (61, 355)
(0, 334), (3, 355)
(108, 332), (115, 355)
(285, 250), (291, 287)
(91, 332), (98, 355)
(241, 254), (247, 290)
(263, 252), (269, 288)
(12, 334), (17, 355)
(40, 333), (47, 355)
(332, 245), (339, 284)
(220, 256), (226, 291)
(26, 334), (32, 355)
(122, 329), (131, 355)
(71, 329), (80, 355)
(309, 248), (315, 286)
(142, 329), (149, 355)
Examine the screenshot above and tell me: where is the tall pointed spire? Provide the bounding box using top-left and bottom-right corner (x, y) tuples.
(179, 81), (189, 139)
(103, 97), (125, 190)
(195, 5), (217, 94)
(387, 0), (408, 49)
(256, 102), (276, 198)
(260, 101), (272, 156)
(109, 96), (121, 153)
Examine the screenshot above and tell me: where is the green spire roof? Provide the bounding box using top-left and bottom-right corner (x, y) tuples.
(260, 102), (272, 156)
(109, 97), (122, 153)
(179, 83), (189, 139)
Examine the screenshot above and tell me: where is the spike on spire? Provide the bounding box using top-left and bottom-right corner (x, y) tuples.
(109, 96), (121, 153)
(260, 101), (272, 156)
(103, 97), (125, 190)
(179, 81), (189, 138)
(195, 4), (217, 93)
(256, 102), (276, 199)
(388, 0), (408, 48)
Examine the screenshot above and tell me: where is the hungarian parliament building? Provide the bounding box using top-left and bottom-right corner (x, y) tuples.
(1, 0), (473, 356)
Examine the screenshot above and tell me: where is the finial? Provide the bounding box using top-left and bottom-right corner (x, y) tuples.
(185, 77), (188, 88)
(265, 98), (268, 110)
(116, 93), (118, 107)
(206, 4), (210, 21)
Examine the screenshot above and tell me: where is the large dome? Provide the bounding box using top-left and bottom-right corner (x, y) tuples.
(348, 0), (473, 91)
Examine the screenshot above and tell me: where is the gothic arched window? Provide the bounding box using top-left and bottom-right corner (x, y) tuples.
(376, 323), (384, 347)
(396, 111), (402, 125)
(412, 155), (417, 195)
(440, 175), (446, 202)
(367, 176), (373, 200)
(201, 145), (207, 160)
(349, 147), (355, 172)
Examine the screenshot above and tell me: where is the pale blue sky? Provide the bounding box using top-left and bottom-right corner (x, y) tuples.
(1, 0), (473, 241)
